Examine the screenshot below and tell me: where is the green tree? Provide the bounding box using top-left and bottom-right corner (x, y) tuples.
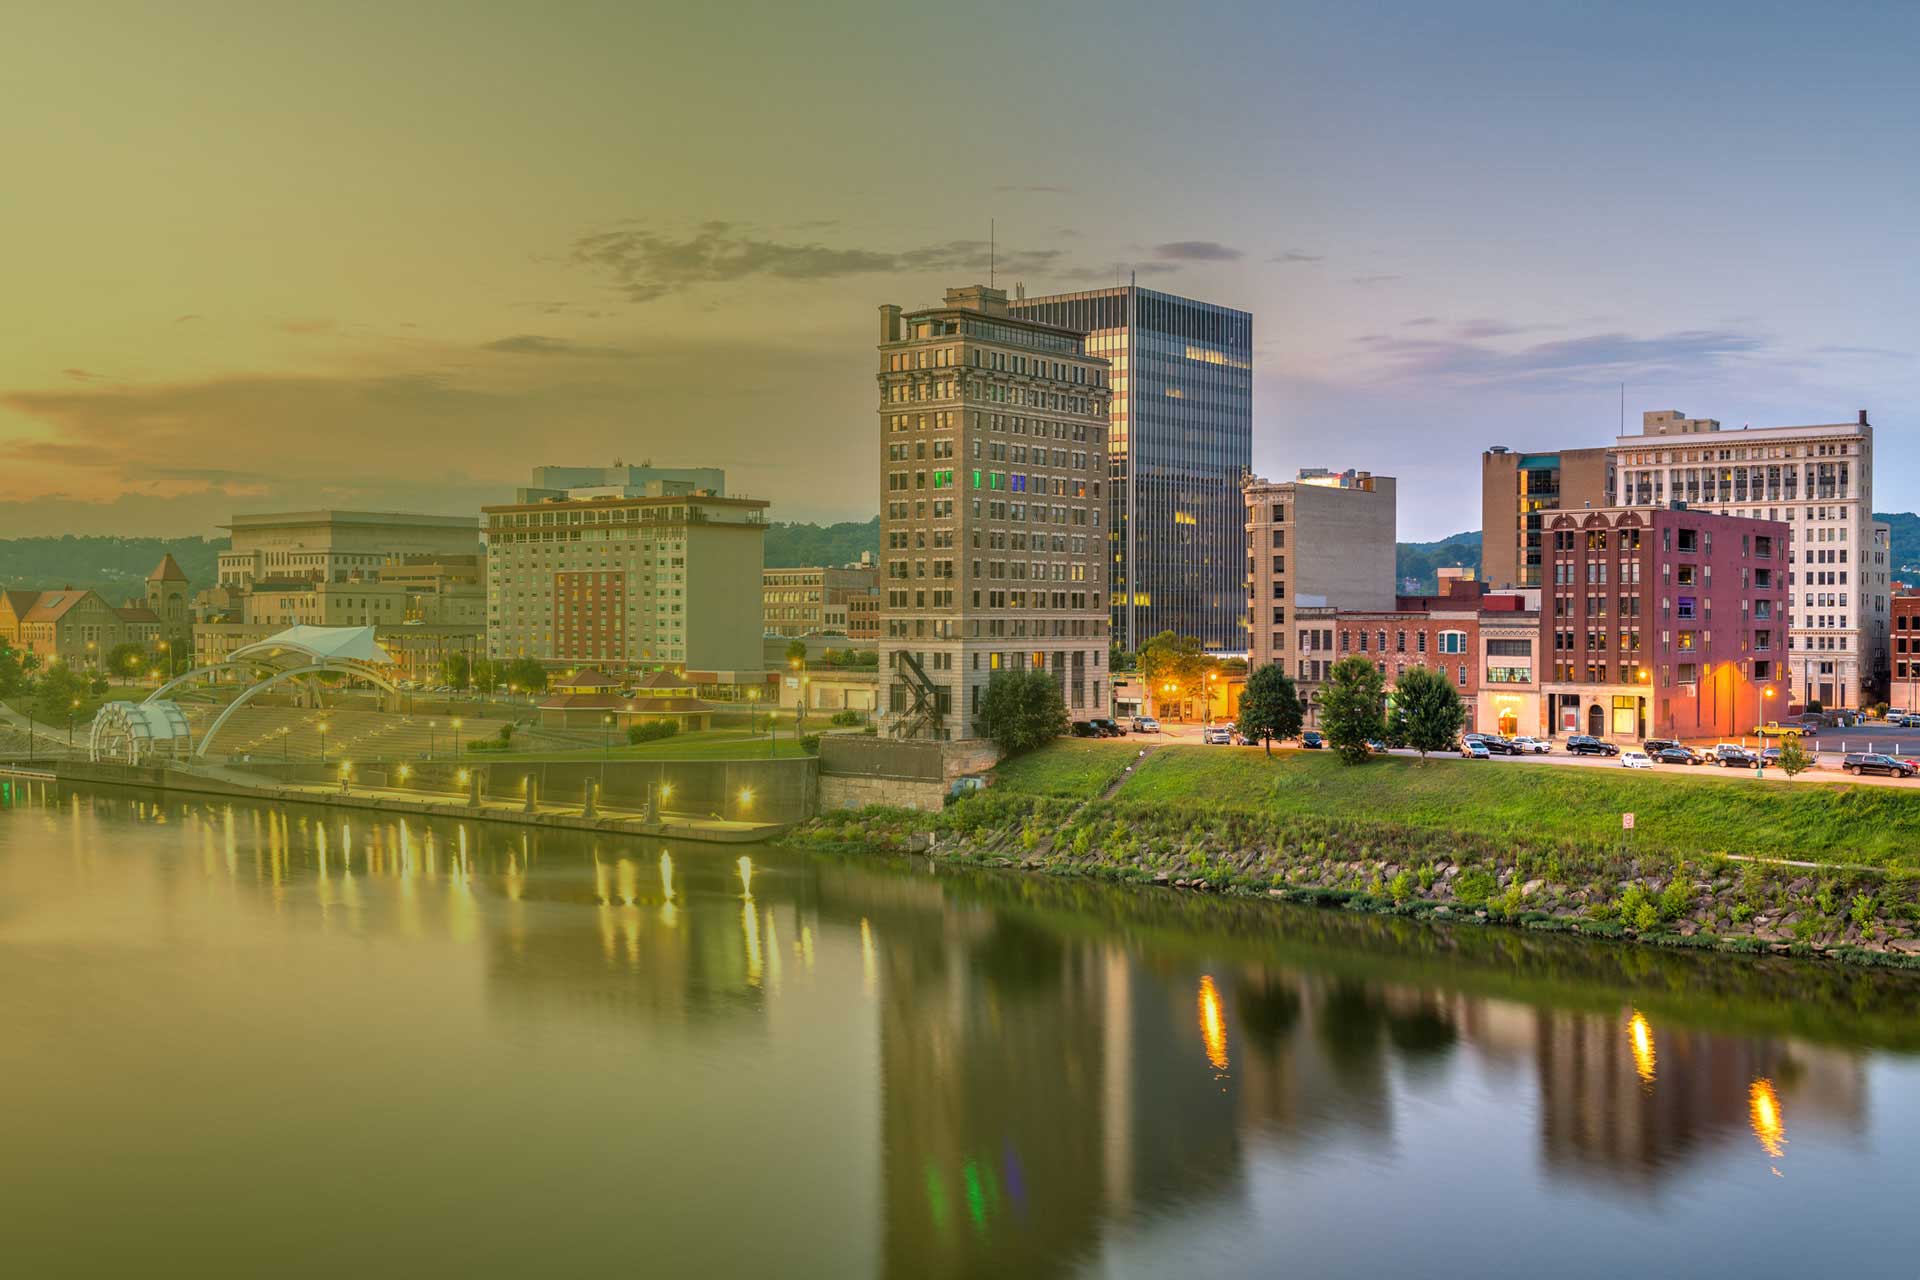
(1387, 665), (1468, 759)
(104, 641), (148, 680)
(785, 638), (809, 669)
(1320, 656), (1386, 764)
(32, 663), (89, 725)
(504, 657), (549, 694)
(0, 640), (23, 698)
(1777, 736), (1813, 777)
(1109, 642), (1135, 672)
(1136, 630), (1205, 717)
(471, 657), (500, 695)
(977, 669), (1069, 755)
(1236, 662), (1303, 756)
(440, 652), (470, 691)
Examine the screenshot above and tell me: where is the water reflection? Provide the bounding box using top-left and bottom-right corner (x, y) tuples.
(0, 784), (1911, 1278)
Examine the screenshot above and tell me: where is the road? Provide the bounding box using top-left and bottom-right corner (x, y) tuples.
(1131, 719), (1920, 788)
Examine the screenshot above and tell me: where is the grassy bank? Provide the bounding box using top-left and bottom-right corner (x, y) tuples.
(999, 741), (1920, 868)
(796, 740), (1920, 966)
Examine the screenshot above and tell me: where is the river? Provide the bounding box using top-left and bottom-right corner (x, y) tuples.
(3, 781), (1917, 1277)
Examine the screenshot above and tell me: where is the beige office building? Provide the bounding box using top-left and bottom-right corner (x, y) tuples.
(1610, 410), (1884, 707)
(484, 489), (767, 676)
(218, 510), (480, 589)
(763, 563), (880, 638)
(876, 284), (1111, 739)
(1244, 470), (1397, 680)
(1480, 446), (1613, 588)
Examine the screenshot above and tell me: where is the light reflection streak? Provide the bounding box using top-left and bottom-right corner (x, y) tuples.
(860, 918), (877, 996)
(1750, 1078), (1786, 1163)
(1198, 975), (1228, 1073)
(743, 898), (762, 986)
(1628, 1011), (1656, 1084)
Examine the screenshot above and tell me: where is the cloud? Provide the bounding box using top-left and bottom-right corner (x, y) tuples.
(994, 184), (1074, 194)
(479, 334), (632, 358)
(1404, 316), (1439, 327)
(569, 221), (1066, 303)
(1349, 275), (1404, 286)
(279, 319), (334, 335)
(61, 368), (105, 382)
(174, 314), (202, 324)
(1353, 328), (1768, 388)
(1813, 344), (1909, 360)
(1269, 250), (1323, 264)
(1456, 319), (1528, 339)
(1151, 240), (1243, 262)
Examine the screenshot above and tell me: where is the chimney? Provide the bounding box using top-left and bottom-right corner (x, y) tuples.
(879, 304), (902, 344)
(1859, 409), (1869, 426)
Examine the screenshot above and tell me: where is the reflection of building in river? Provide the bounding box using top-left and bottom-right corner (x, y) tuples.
(1530, 1008), (1865, 1189)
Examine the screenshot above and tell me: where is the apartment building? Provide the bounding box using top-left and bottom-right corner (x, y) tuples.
(1244, 469), (1397, 685)
(876, 284), (1110, 739)
(762, 563), (880, 638)
(1010, 285), (1253, 653)
(516, 463), (726, 504)
(217, 510), (479, 590)
(1540, 506), (1788, 741)
(1611, 410), (1882, 708)
(483, 489), (767, 675)
(1481, 446), (1613, 589)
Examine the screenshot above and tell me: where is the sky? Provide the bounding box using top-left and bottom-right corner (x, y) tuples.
(3, 0), (1916, 541)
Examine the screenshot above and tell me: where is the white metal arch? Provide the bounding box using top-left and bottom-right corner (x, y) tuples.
(146, 657), (287, 705)
(193, 661), (403, 759)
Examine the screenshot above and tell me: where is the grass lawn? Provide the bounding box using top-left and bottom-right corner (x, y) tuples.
(991, 739), (1143, 799)
(997, 742), (1920, 867)
(476, 729), (812, 762)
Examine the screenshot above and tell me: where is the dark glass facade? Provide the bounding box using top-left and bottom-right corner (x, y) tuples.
(1010, 287), (1252, 652)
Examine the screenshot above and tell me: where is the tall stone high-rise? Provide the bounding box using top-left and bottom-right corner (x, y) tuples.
(877, 285), (1111, 740)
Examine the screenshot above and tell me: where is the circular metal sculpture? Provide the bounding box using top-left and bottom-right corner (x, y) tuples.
(89, 699), (193, 765)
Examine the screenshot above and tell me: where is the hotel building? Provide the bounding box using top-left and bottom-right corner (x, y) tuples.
(1010, 285), (1252, 653)
(876, 284), (1110, 740)
(483, 488), (767, 675)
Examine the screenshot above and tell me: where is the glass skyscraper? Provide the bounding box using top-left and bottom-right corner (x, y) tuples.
(1011, 285), (1252, 652)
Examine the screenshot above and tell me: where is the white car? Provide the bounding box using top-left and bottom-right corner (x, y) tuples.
(1621, 751), (1654, 769)
(1201, 725), (1233, 745)
(1512, 736), (1551, 754)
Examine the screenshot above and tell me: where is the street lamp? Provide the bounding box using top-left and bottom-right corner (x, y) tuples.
(68, 698), (79, 748)
(1204, 671), (1217, 726)
(452, 717), (464, 758)
(318, 719), (330, 764)
(736, 786), (754, 820)
(603, 712), (615, 758)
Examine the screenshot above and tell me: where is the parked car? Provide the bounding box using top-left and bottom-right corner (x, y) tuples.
(1511, 736), (1551, 754)
(1713, 743), (1758, 768)
(1621, 751), (1654, 769)
(1300, 730), (1325, 749)
(1070, 721), (1100, 738)
(1792, 720), (1822, 736)
(1460, 739), (1491, 759)
(1482, 736), (1523, 755)
(1760, 747), (1783, 768)
(1130, 716), (1161, 734)
(1565, 735), (1618, 757)
(1843, 753), (1915, 778)
(1087, 717), (1124, 738)
(1365, 739), (1389, 754)
(1202, 725), (1233, 745)
(1652, 746), (1697, 766)
(1755, 721), (1807, 738)
(1642, 738), (1682, 755)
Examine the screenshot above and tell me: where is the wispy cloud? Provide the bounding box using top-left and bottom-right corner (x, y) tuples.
(1152, 240), (1243, 262)
(570, 221), (1065, 303)
(1349, 274), (1404, 286)
(1354, 328), (1768, 387)
(1270, 250), (1323, 264)
(61, 368), (105, 382)
(173, 314), (202, 324)
(479, 334), (631, 358)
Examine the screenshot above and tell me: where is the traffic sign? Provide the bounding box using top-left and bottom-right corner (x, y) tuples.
(1622, 812), (1636, 830)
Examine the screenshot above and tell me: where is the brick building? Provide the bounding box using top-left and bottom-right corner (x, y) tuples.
(1332, 580), (1535, 732)
(1891, 592), (1920, 712)
(1540, 506), (1788, 741)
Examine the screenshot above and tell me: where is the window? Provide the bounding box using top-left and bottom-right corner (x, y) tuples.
(1437, 631), (1466, 655)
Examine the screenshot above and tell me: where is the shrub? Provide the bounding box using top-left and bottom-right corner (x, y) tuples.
(627, 720), (679, 744)
(1452, 869), (1496, 906)
(1617, 882), (1653, 926)
(1389, 870), (1414, 904)
(1850, 893), (1876, 928)
(828, 709), (865, 727)
(800, 733), (821, 755)
(1658, 873), (1692, 920)
(1815, 881), (1836, 916)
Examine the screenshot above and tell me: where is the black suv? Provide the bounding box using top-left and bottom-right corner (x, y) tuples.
(1565, 735), (1619, 757)
(1087, 718), (1124, 738)
(1843, 753), (1914, 778)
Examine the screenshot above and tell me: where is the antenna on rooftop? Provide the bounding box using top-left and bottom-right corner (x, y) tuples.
(989, 218), (996, 288)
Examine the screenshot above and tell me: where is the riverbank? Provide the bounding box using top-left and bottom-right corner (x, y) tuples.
(794, 741), (1920, 968)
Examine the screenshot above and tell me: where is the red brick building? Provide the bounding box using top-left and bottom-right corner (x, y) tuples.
(1891, 592), (1920, 712)
(1541, 507), (1787, 741)
(1333, 581), (1533, 723)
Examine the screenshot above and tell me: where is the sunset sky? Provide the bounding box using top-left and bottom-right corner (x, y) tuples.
(5, 0), (1916, 540)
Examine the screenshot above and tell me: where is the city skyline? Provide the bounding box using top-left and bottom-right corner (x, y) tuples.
(4, 2), (1917, 541)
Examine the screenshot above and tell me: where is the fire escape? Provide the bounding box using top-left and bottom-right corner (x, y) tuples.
(891, 650), (945, 738)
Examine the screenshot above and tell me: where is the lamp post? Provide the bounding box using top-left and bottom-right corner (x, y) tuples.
(1758, 685), (1776, 777)
(603, 713), (615, 759)
(1204, 671), (1217, 726)
(68, 698), (79, 748)
(318, 719), (330, 765)
(452, 717), (464, 759)
(1636, 667), (1651, 739)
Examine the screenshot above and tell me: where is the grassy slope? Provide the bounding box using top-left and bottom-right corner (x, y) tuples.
(993, 742), (1920, 867)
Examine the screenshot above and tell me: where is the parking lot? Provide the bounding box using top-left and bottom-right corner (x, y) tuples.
(1115, 718), (1920, 787)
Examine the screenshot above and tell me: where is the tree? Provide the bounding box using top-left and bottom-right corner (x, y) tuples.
(785, 639), (809, 669)
(504, 657), (548, 694)
(32, 663), (89, 725)
(1777, 736), (1813, 777)
(472, 657), (500, 695)
(1320, 656), (1386, 764)
(1387, 665), (1467, 759)
(440, 652), (470, 691)
(0, 641), (22, 698)
(1136, 630), (1205, 717)
(977, 669), (1069, 755)
(1237, 663), (1303, 756)
(105, 642), (148, 680)
(1109, 643), (1135, 673)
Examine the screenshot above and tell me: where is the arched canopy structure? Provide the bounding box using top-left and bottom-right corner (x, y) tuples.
(89, 700), (193, 765)
(132, 626), (402, 761)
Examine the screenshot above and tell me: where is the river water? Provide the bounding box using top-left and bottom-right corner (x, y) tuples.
(3, 782), (1918, 1277)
